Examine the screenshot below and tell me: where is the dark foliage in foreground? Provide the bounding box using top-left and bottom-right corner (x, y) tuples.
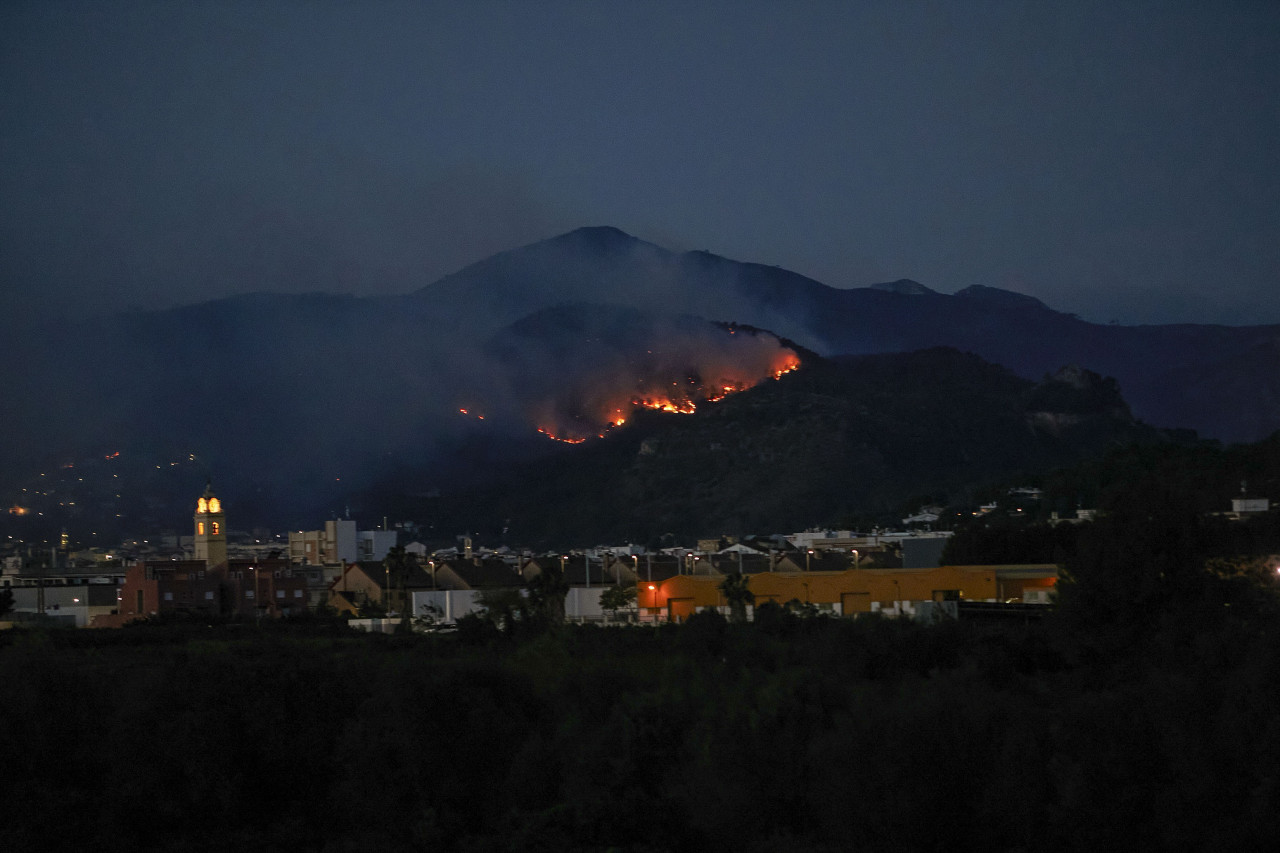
(4, 493), (1279, 852)
(2, 619), (1277, 850)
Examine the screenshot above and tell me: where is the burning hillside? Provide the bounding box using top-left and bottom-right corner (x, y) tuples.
(530, 343), (800, 443)
(480, 306), (804, 443)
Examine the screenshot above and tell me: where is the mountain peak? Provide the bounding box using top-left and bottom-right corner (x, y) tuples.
(954, 284), (1048, 310)
(869, 279), (936, 296)
(549, 226), (641, 250)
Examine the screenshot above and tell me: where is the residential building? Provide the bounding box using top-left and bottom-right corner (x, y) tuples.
(289, 519), (356, 565)
(357, 529), (397, 562)
(327, 558), (445, 616)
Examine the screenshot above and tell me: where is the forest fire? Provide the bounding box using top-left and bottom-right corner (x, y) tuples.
(475, 317), (805, 444)
(535, 344), (802, 444)
(537, 428), (587, 444)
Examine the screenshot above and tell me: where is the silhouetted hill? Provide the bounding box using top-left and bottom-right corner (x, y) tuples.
(369, 347), (1178, 547)
(411, 226), (1280, 442)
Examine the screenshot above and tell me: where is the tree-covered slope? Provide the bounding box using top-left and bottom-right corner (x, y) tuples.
(381, 347), (1177, 546)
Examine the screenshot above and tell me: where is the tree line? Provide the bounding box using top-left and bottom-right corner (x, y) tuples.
(3, 494), (1277, 852)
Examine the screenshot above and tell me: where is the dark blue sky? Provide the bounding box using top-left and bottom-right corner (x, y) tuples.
(3, 1), (1277, 324)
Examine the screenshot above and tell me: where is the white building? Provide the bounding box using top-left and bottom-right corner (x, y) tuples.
(786, 530), (857, 549)
(413, 589), (484, 624)
(357, 529), (397, 562)
(1232, 497), (1270, 516)
(411, 586), (613, 625)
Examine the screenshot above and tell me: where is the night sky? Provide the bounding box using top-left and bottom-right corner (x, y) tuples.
(3, 1), (1278, 325)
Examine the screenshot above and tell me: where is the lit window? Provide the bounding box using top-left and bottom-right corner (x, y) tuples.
(245, 590), (254, 599)
(276, 590), (285, 599)
(163, 592), (173, 601)
(197, 522), (205, 536)
(211, 522), (220, 535)
(294, 590), (303, 598)
(204, 592), (214, 600)
(197, 497), (208, 513)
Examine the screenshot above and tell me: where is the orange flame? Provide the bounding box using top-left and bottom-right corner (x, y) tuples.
(538, 427), (587, 444)
(534, 344), (802, 443)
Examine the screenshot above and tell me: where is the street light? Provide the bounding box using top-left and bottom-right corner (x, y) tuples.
(806, 549), (814, 571)
(648, 584), (658, 622)
(251, 565), (262, 625)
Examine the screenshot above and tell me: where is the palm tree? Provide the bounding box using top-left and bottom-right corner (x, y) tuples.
(381, 545), (413, 631)
(527, 560), (570, 628)
(719, 571), (755, 624)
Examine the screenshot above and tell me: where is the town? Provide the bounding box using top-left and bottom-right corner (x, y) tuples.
(1, 481), (1086, 630)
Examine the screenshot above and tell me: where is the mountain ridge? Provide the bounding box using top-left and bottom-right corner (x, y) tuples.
(404, 227), (1278, 443)
(2, 225), (1276, 537)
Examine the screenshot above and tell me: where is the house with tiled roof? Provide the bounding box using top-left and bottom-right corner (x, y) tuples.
(326, 559), (438, 616)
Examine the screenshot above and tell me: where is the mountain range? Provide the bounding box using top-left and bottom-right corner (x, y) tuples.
(2, 226), (1275, 539)
(410, 226), (1280, 442)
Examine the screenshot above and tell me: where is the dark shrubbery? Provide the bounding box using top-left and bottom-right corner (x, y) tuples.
(4, 498), (1278, 853)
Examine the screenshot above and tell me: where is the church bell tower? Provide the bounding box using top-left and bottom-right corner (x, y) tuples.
(194, 482), (228, 567)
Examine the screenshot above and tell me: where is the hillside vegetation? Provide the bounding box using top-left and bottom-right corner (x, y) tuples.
(384, 347), (1181, 546)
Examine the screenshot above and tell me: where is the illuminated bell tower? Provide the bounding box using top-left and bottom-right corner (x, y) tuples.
(194, 482), (227, 567)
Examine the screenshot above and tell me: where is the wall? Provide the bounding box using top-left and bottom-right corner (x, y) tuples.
(412, 589), (482, 624)
(642, 565), (1010, 620)
(564, 587), (605, 620)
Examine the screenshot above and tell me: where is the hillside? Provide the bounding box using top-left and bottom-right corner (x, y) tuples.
(369, 347), (1179, 547)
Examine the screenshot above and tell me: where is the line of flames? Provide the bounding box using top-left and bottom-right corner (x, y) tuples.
(458, 353), (801, 443)
(536, 353), (801, 444)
